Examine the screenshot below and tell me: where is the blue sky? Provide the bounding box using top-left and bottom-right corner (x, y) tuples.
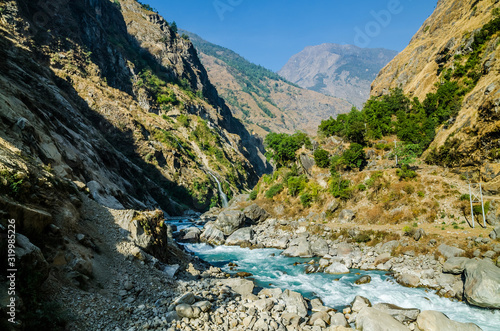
(146, 0), (437, 71)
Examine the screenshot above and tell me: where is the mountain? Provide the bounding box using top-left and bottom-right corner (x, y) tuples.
(371, 0), (500, 171)
(279, 44), (398, 108)
(183, 31), (352, 136)
(0, 0), (270, 218)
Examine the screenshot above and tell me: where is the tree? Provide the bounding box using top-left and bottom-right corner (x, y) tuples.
(264, 132), (311, 167)
(313, 148), (330, 168)
(342, 143), (366, 170)
(171, 21), (178, 34)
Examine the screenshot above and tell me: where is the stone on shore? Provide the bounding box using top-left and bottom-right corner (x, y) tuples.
(200, 222), (225, 245)
(463, 259), (500, 309)
(438, 244), (465, 259)
(416, 310), (482, 331)
(442, 257), (469, 274)
(243, 204), (270, 223)
(221, 278), (254, 297)
(280, 289), (308, 317)
(356, 307), (408, 331)
(372, 303), (420, 323)
(225, 227), (254, 246)
(325, 262), (349, 274)
(281, 236), (313, 258)
(214, 210), (246, 235)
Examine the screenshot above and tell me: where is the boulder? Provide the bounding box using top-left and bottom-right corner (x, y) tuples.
(15, 234), (49, 288)
(200, 222), (225, 245)
(324, 262), (349, 275)
(338, 209), (355, 223)
(351, 295), (371, 312)
(330, 312), (349, 327)
(416, 310), (482, 331)
(337, 242), (353, 256)
(280, 289), (308, 317)
(181, 227), (201, 243)
(309, 311), (330, 326)
(442, 257), (469, 274)
(372, 303), (420, 323)
(399, 273), (420, 287)
(311, 238), (329, 257)
(413, 228), (426, 241)
(282, 236), (313, 258)
(243, 204), (269, 223)
(375, 252), (391, 265)
(463, 259), (500, 308)
(380, 240), (399, 253)
(192, 301), (212, 312)
(214, 210), (245, 235)
(175, 304), (201, 319)
(225, 227), (254, 246)
(326, 200), (340, 214)
(221, 278), (254, 297)
(356, 307), (407, 331)
(489, 226), (500, 240)
(173, 292), (195, 305)
(438, 244), (465, 260)
(354, 275), (372, 285)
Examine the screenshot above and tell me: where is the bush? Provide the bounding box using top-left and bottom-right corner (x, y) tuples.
(330, 174), (352, 200)
(460, 194), (470, 201)
(357, 183), (367, 191)
(177, 114), (190, 127)
(396, 164), (417, 180)
(354, 234), (371, 243)
(417, 191), (425, 197)
(342, 143), (366, 170)
(287, 175), (307, 197)
(249, 190), (258, 200)
(313, 148), (330, 168)
(300, 193), (313, 207)
(265, 184), (284, 199)
(264, 132), (311, 166)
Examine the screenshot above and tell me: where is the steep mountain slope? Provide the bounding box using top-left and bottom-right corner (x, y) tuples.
(0, 0), (269, 217)
(183, 31), (352, 136)
(371, 0), (500, 174)
(279, 44), (397, 109)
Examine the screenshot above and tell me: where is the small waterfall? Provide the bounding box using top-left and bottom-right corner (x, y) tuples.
(208, 172), (228, 208)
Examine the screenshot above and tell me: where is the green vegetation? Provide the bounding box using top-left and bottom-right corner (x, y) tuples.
(300, 193), (313, 207)
(264, 132), (311, 167)
(249, 189), (258, 200)
(170, 21), (178, 35)
(341, 143), (366, 170)
(287, 175), (307, 197)
(397, 164), (417, 180)
(136, 1), (156, 12)
(313, 148), (330, 168)
(330, 173), (352, 200)
(265, 183), (284, 199)
(177, 114), (190, 127)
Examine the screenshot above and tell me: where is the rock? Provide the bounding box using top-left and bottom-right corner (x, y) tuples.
(15, 234), (49, 289)
(173, 292), (195, 305)
(438, 244), (465, 260)
(326, 200), (340, 214)
(225, 227), (254, 246)
(181, 227), (201, 243)
(416, 310), (482, 331)
(413, 228), (426, 241)
(214, 210), (246, 235)
(338, 209), (355, 223)
(192, 301), (212, 312)
(281, 312), (301, 327)
(311, 238), (329, 256)
(463, 259), (500, 308)
(221, 278), (254, 297)
(442, 257), (469, 274)
(282, 236), (313, 258)
(381, 240), (399, 253)
(165, 311), (179, 323)
(489, 226), (500, 240)
(330, 312), (349, 327)
(163, 264), (180, 278)
(372, 303), (420, 323)
(252, 298), (274, 312)
(399, 273), (420, 287)
(200, 222), (225, 245)
(300, 154), (315, 172)
(356, 307), (408, 331)
(351, 295), (371, 312)
(259, 287), (282, 298)
(309, 311), (330, 326)
(337, 242), (353, 256)
(324, 262), (349, 274)
(354, 275), (372, 285)
(243, 204), (270, 223)
(280, 289), (308, 317)
(175, 304), (201, 319)
(375, 252), (391, 265)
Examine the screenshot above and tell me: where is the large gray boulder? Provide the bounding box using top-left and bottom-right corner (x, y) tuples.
(372, 303), (420, 323)
(311, 238), (329, 256)
(243, 204), (269, 224)
(225, 227), (254, 246)
(324, 262), (349, 275)
(351, 295), (371, 312)
(16, 234), (49, 287)
(438, 244), (465, 259)
(200, 222), (225, 245)
(489, 226), (500, 240)
(338, 209), (355, 223)
(221, 278), (254, 297)
(214, 210), (245, 235)
(280, 289), (308, 317)
(463, 259), (500, 309)
(442, 257), (469, 274)
(356, 307), (408, 331)
(416, 310), (482, 331)
(281, 236), (313, 258)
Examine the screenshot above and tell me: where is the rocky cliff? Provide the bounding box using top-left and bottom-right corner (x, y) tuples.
(0, 0), (270, 216)
(279, 44), (397, 109)
(184, 31), (352, 136)
(371, 0), (500, 170)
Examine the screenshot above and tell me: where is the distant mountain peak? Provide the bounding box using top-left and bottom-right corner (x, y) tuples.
(279, 44), (397, 108)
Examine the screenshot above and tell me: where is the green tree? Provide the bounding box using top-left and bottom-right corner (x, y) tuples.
(264, 132), (311, 167)
(171, 21), (178, 34)
(341, 143), (366, 170)
(313, 148), (330, 168)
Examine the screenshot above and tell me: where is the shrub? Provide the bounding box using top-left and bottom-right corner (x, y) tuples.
(354, 234), (371, 243)
(396, 164), (417, 180)
(403, 225), (416, 236)
(460, 194), (470, 201)
(330, 174), (352, 200)
(417, 191), (425, 197)
(265, 184), (284, 199)
(357, 184), (367, 191)
(342, 143), (366, 170)
(300, 193), (313, 207)
(177, 114), (190, 127)
(249, 190), (258, 200)
(287, 175), (307, 197)
(313, 148), (330, 168)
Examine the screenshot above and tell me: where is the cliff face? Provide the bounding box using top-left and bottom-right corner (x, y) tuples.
(279, 44), (397, 109)
(184, 31), (352, 136)
(0, 0), (270, 218)
(371, 0), (500, 169)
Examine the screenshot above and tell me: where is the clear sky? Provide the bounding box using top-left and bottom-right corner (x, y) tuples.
(146, 0), (437, 71)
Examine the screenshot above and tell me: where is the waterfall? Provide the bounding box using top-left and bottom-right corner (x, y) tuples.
(208, 172), (228, 208)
